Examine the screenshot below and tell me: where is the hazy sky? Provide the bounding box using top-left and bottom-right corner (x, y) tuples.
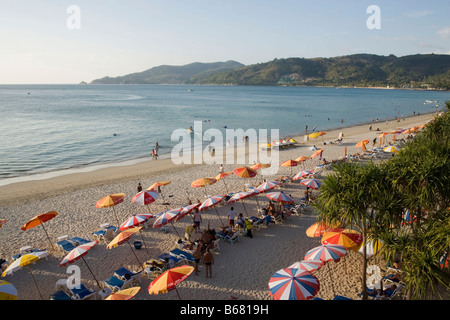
(1, 0), (449, 84)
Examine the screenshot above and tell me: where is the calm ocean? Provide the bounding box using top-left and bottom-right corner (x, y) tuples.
(0, 84), (449, 185)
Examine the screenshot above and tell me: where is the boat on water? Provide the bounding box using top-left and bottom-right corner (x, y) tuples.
(424, 100), (437, 104)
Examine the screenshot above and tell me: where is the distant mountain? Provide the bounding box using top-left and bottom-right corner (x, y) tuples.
(90, 61), (245, 84)
(195, 54), (450, 90)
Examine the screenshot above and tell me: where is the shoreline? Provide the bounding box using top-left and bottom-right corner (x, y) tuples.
(0, 112), (436, 207)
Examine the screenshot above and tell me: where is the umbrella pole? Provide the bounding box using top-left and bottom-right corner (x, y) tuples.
(174, 286), (182, 300)
(170, 222), (182, 239)
(213, 207), (225, 227)
(126, 240), (144, 270)
(222, 180), (229, 194)
(81, 256), (102, 288)
(241, 200), (249, 217)
(28, 267), (44, 300)
(39, 219), (56, 251)
(139, 230), (150, 254)
(112, 206), (120, 226)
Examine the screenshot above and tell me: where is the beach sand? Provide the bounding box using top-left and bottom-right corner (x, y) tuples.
(0, 113), (436, 300)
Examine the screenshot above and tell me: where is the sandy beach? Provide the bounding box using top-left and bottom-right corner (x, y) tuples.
(0, 113), (436, 300)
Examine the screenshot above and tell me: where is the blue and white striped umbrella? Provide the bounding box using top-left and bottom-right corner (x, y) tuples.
(300, 178), (322, 189)
(268, 268), (320, 300)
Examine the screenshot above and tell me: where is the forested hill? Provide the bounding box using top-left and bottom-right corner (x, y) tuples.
(89, 54), (450, 90)
(90, 61), (244, 84)
(195, 54), (450, 90)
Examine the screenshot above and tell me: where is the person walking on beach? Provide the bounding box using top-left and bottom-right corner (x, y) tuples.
(203, 247), (214, 278)
(137, 182), (142, 193)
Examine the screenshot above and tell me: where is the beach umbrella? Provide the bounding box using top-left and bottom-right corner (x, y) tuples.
(280, 160), (298, 176)
(321, 229), (363, 252)
(227, 191), (252, 216)
(265, 191), (294, 204)
(148, 265), (194, 300)
(355, 139), (370, 148)
(191, 177), (217, 196)
(256, 180), (281, 193)
(215, 172), (233, 194)
(358, 238), (384, 258)
(132, 190), (160, 213)
(147, 181), (171, 205)
(300, 178), (322, 190)
(288, 260), (324, 273)
(107, 227), (144, 268)
(311, 148), (325, 159)
(0, 280), (17, 300)
(304, 244), (347, 262)
(120, 214), (154, 254)
(306, 222), (340, 238)
(199, 195), (226, 226)
(292, 170), (314, 181)
(268, 268), (320, 300)
(96, 193), (126, 226)
(294, 156), (310, 163)
(234, 166), (258, 190)
(2, 253), (45, 299)
(174, 203), (201, 223)
(59, 240), (102, 288)
(250, 163), (271, 171)
(105, 286), (141, 300)
(21, 211), (58, 251)
(309, 132), (321, 139)
(383, 146), (399, 153)
(153, 209), (183, 238)
(0, 219), (6, 228)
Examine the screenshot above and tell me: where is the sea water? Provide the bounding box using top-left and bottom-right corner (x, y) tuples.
(0, 84), (448, 185)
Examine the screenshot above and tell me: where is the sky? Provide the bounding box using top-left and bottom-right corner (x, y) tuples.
(0, 0), (449, 84)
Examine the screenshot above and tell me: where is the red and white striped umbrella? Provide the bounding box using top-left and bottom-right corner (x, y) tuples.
(256, 181), (281, 193)
(268, 268), (320, 300)
(173, 203), (200, 223)
(120, 214), (154, 230)
(288, 260), (324, 272)
(227, 191), (252, 204)
(59, 240), (101, 288)
(292, 170), (314, 180)
(300, 178), (322, 189)
(132, 190), (160, 206)
(59, 240), (98, 267)
(199, 195), (225, 211)
(153, 210), (180, 228)
(266, 191), (294, 204)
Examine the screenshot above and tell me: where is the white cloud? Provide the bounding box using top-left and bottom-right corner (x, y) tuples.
(436, 27), (450, 39)
(405, 10), (434, 18)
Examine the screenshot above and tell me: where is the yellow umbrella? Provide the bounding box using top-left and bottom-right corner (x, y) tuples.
(280, 160), (298, 176)
(355, 139), (369, 148)
(2, 253), (44, 299)
(383, 146), (399, 153)
(321, 229), (363, 253)
(107, 227), (144, 268)
(309, 132), (321, 139)
(105, 286), (141, 300)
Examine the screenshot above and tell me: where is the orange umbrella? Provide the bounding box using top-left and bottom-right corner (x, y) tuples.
(250, 163), (271, 170)
(96, 193), (126, 226)
(294, 156), (310, 162)
(107, 227), (144, 268)
(215, 172), (232, 193)
(306, 222), (340, 238)
(234, 167), (257, 178)
(321, 229), (363, 252)
(21, 211), (58, 250)
(148, 265), (194, 300)
(355, 139), (369, 148)
(311, 148), (325, 159)
(191, 177), (217, 196)
(281, 160), (298, 176)
(105, 287), (141, 300)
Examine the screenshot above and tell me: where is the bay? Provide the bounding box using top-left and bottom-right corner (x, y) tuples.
(0, 84), (448, 184)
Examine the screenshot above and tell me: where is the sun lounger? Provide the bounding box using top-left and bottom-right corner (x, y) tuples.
(11, 247), (46, 261)
(50, 290), (72, 300)
(113, 267), (142, 284)
(69, 236), (91, 246)
(170, 248), (195, 265)
(103, 275), (134, 292)
(56, 239), (77, 253)
(70, 284), (97, 300)
(158, 253), (183, 266)
(93, 224), (118, 242)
